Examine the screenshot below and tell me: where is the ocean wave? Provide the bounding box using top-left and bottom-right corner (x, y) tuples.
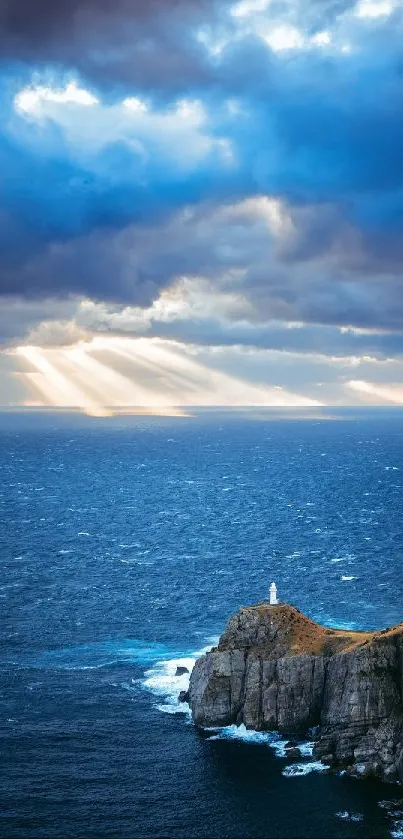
(3, 639), (189, 671)
(378, 800), (403, 839)
(298, 741), (314, 757)
(207, 724), (288, 756)
(282, 761), (328, 777)
(143, 639), (218, 716)
(144, 647), (324, 771)
(335, 811), (363, 823)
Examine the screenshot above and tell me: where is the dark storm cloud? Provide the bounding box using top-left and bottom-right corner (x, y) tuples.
(147, 317), (403, 360)
(0, 297), (79, 345)
(71, 200), (403, 337)
(0, 0), (357, 90)
(1, 0), (403, 347)
(0, 0), (228, 91)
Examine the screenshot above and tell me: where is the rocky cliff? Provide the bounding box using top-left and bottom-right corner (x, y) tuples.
(187, 603), (403, 782)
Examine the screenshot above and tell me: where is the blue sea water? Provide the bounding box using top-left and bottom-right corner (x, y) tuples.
(1, 407), (403, 838)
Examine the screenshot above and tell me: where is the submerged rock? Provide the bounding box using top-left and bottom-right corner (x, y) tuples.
(188, 602), (403, 782)
(284, 746), (301, 759)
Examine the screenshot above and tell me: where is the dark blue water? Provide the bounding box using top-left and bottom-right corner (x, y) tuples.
(1, 408), (403, 838)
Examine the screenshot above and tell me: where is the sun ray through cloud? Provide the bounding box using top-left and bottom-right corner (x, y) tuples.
(12, 337), (324, 413)
(16, 346), (111, 416)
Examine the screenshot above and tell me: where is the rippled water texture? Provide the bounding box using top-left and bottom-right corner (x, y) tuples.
(1, 408), (403, 838)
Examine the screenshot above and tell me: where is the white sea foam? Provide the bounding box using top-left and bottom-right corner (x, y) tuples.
(298, 741), (314, 757)
(379, 800), (403, 814)
(143, 639), (218, 716)
(207, 723), (288, 755)
(145, 645), (322, 770)
(335, 811), (363, 823)
(282, 761), (328, 777)
(378, 800), (403, 838)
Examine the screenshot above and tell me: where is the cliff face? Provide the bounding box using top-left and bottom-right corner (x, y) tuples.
(187, 603), (403, 782)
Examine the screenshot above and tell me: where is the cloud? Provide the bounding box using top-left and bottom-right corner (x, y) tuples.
(44, 199), (403, 338)
(355, 0), (395, 18)
(2, 194), (403, 356)
(0, 0), (403, 371)
(13, 286), (403, 366)
(0, 297), (81, 345)
(0, 80), (238, 301)
(0, 0), (225, 90)
(0, 0), (362, 93)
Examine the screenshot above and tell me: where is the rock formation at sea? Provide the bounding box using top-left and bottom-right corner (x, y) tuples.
(186, 602), (403, 781)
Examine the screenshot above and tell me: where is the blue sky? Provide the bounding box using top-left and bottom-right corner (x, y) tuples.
(1, 0), (403, 412)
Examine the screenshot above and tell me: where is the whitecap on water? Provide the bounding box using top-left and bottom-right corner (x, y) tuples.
(378, 800), (403, 839)
(143, 639), (218, 716)
(207, 724), (288, 756)
(143, 645), (324, 771)
(282, 761), (328, 777)
(12, 639), (184, 671)
(298, 741), (314, 757)
(335, 811), (363, 823)
(196, 723), (320, 765)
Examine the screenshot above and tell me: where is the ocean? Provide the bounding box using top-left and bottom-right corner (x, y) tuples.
(1, 407), (403, 838)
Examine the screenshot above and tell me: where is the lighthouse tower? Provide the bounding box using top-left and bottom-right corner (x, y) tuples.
(269, 581), (278, 605)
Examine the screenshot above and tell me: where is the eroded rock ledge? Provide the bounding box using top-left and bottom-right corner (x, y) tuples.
(187, 603), (403, 782)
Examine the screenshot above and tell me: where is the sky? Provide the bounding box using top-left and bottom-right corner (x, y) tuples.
(1, 0), (403, 413)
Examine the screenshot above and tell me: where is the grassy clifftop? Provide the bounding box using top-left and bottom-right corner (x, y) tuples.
(217, 602), (393, 658)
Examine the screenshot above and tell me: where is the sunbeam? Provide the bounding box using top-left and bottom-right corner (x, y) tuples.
(13, 337), (323, 414)
(61, 347), (170, 408)
(16, 346), (111, 416)
(347, 379), (403, 404)
(105, 337), (322, 407)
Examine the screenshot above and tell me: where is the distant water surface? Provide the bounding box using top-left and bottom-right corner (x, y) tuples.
(1, 408), (403, 838)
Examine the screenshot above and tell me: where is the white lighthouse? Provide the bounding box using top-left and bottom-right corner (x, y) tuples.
(269, 581), (278, 605)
